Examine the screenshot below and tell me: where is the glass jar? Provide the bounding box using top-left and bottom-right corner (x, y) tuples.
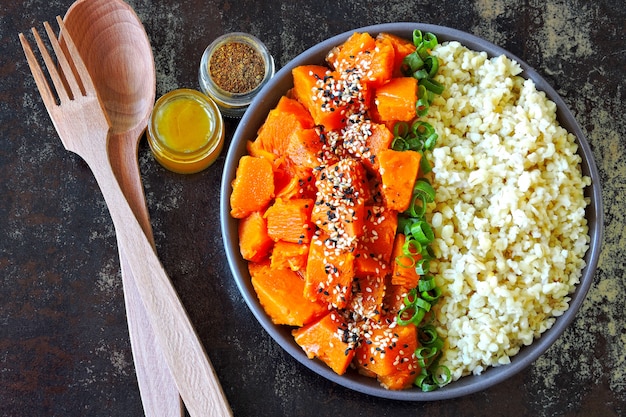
(147, 89), (224, 174)
(198, 32), (275, 118)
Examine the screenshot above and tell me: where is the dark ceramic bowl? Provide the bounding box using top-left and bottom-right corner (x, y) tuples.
(220, 23), (603, 400)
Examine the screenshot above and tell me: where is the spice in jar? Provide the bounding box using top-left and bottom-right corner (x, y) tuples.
(209, 42), (265, 94)
(199, 32), (275, 118)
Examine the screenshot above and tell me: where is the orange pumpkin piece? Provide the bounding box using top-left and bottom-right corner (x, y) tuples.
(374, 77), (418, 122)
(390, 233), (421, 289)
(354, 253), (387, 280)
(230, 155), (275, 219)
(275, 166), (317, 200)
(250, 96), (315, 158)
(264, 198), (314, 243)
(304, 233), (355, 309)
(362, 123), (395, 172)
(376, 33), (417, 77)
(382, 274), (410, 316)
(354, 318), (420, 390)
(238, 211), (273, 263)
(328, 32), (395, 88)
(362, 206), (398, 263)
(378, 149), (421, 212)
(270, 240), (309, 272)
(286, 127), (324, 169)
(249, 262), (326, 327)
(350, 273), (386, 319)
(292, 65), (349, 131)
(292, 311), (356, 375)
(327, 32), (376, 69)
(311, 158), (370, 239)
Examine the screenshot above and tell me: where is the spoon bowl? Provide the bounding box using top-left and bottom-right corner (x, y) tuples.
(64, 0), (155, 135)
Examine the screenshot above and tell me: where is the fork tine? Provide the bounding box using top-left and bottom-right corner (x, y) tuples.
(55, 16), (98, 98)
(30, 23), (70, 104)
(19, 32), (58, 108)
(44, 18), (83, 100)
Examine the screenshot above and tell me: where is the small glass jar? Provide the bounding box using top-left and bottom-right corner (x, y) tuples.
(147, 89), (224, 174)
(198, 32), (275, 118)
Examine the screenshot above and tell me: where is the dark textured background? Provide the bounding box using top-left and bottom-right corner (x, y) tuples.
(1, 0), (625, 416)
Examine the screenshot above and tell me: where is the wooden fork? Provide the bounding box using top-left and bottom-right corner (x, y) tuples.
(19, 17), (233, 417)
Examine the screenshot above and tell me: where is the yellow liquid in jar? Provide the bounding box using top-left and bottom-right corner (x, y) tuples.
(148, 89), (224, 174)
(155, 97), (213, 152)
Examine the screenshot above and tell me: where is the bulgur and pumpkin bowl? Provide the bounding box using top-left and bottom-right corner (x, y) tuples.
(220, 23), (603, 400)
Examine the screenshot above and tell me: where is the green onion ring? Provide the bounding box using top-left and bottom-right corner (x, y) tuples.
(395, 253), (416, 269)
(418, 276), (436, 292)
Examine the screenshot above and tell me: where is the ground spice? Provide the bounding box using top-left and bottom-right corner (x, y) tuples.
(209, 42), (265, 94)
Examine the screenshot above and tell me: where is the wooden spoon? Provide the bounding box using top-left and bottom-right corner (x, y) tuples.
(62, 1), (183, 415)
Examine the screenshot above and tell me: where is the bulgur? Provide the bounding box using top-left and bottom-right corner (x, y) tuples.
(423, 41), (591, 381)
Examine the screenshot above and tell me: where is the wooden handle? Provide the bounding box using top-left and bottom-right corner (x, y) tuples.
(110, 131), (184, 417)
(90, 151), (233, 417)
(120, 254), (185, 416)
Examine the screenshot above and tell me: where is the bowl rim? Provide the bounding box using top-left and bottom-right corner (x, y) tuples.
(220, 22), (604, 401)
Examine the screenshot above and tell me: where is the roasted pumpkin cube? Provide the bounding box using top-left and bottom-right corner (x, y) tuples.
(378, 149), (421, 212)
(327, 32), (377, 70)
(359, 206), (398, 264)
(238, 211), (273, 263)
(264, 198), (314, 243)
(250, 262), (326, 327)
(270, 240), (309, 272)
(311, 158), (370, 239)
(286, 127), (325, 169)
(376, 33), (417, 77)
(350, 273), (386, 319)
(304, 233), (355, 309)
(250, 96), (315, 158)
(275, 166), (317, 201)
(358, 123), (395, 172)
(328, 32), (395, 88)
(292, 65), (349, 131)
(230, 155), (275, 219)
(374, 77), (418, 122)
(293, 310), (356, 375)
(354, 318), (420, 390)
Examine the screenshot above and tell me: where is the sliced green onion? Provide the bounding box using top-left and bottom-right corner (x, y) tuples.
(424, 55), (439, 78)
(422, 32), (438, 50)
(401, 51), (424, 74)
(412, 29), (423, 46)
(413, 68), (429, 80)
(411, 120), (436, 140)
(415, 346), (440, 368)
(424, 133), (437, 150)
(409, 220), (434, 244)
(418, 276), (437, 292)
(403, 288), (418, 305)
(421, 77), (445, 95)
(418, 324), (439, 345)
(414, 297), (431, 311)
(406, 193), (427, 218)
(402, 237), (422, 256)
(393, 121), (409, 138)
(432, 365), (452, 387)
(413, 179), (436, 202)
(420, 153), (432, 174)
(414, 258), (430, 275)
(397, 304), (426, 326)
(395, 253), (416, 269)
(390, 136), (408, 151)
(421, 286), (442, 303)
